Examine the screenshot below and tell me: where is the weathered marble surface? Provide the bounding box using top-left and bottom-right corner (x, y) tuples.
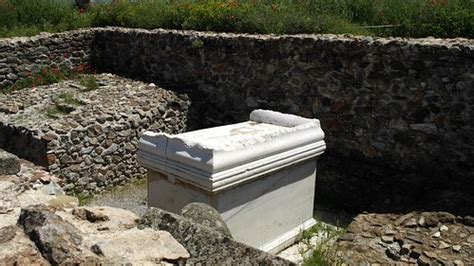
(139, 109), (325, 190)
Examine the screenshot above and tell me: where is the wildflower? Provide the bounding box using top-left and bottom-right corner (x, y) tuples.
(77, 64), (85, 73)
(430, 0), (448, 8)
(79, 8), (85, 14)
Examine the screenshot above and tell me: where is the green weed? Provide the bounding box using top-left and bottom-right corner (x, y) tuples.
(46, 92), (82, 118)
(71, 192), (94, 206)
(298, 219), (346, 266)
(79, 75), (100, 91)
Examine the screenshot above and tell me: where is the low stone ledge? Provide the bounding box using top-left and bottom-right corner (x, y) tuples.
(139, 207), (294, 265)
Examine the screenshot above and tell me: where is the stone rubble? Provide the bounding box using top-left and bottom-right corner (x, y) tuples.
(1, 155), (291, 264)
(336, 212), (474, 265)
(0, 158), (190, 265)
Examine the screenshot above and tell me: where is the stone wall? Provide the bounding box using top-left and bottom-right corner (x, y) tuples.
(0, 74), (189, 195)
(1, 28), (473, 213)
(93, 28), (474, 214)
(0, 29), (94, 88)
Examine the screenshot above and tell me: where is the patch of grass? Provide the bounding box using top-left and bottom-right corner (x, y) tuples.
(45, 106), (68, 118)
(79, 74), (100, 91)
(104, 177), (147, 195)
(46, 92), (83, 118)
(191, 39), (204, 49)
(299, 219), (346, 266)
(72, 192), (94, 206)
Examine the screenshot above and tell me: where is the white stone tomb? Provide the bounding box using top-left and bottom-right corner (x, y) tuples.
(137, 109), (326, 253)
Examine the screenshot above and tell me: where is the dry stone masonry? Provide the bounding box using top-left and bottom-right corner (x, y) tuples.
(0, 74), (189, 194)
(0, 29), (94, 88)
(0, 27), (473, 213)
(94, 28), (474, 214)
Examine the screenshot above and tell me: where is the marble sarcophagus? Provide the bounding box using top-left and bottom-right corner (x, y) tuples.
(137, 109), (326, 252)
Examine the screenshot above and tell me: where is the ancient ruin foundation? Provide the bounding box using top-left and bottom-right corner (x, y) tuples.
(0, 74), (189, 194)
(0, 27), (472, 213)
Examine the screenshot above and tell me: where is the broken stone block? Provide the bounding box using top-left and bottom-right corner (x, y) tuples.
(0, 149), (20, 175)
(180, 202), (232, 237)
(89, 228), (189, 264)
(17, 205), (100, 264)
(139, 207), (293, 265)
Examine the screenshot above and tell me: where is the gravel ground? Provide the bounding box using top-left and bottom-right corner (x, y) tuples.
(86, 178), (148, 217)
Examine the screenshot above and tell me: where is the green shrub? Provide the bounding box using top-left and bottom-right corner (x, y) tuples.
(0, 0), (472, 38)
(0, 0), (91, 37)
